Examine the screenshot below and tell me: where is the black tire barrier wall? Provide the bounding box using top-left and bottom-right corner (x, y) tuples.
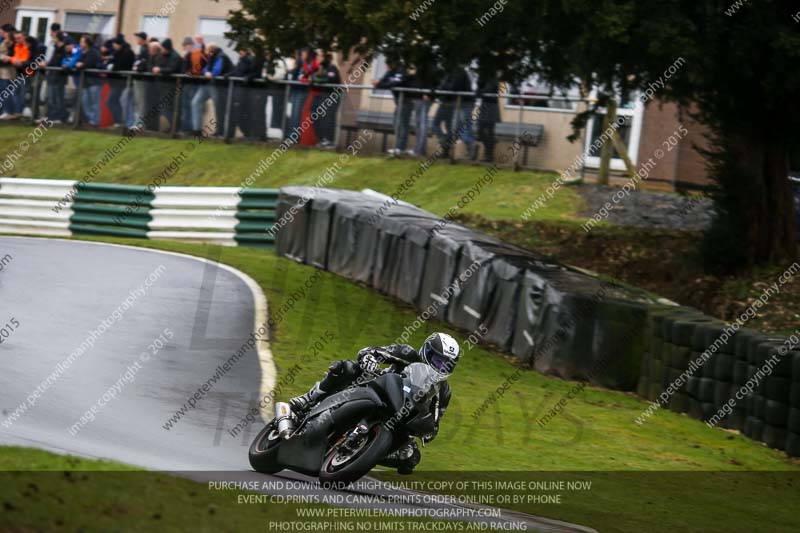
(276, 187), (798, 456)
(276, 187), (658, 390)
(638, 308), (800, 457)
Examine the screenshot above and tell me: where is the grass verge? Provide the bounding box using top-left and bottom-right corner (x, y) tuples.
(17, 234), (794, 533)
(0, 124), (580, 222)
(0, 447), (449, 533)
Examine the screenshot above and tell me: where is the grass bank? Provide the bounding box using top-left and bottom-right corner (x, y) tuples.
(37, 235), (800, 533)
(0, 124), (580, 222)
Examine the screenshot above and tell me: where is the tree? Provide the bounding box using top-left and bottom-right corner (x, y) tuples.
(225, 0), (800, 270)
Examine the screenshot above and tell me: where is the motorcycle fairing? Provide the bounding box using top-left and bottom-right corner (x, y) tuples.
(277, 388), (385, 476)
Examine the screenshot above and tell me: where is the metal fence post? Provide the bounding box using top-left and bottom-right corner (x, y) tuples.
(30, 71), (42, 121)
(394, 90), (404, 151)
(450, 94), (461, 163)
(513, 97), (524, 171)
(125, 72), (133, 128)
(171, 77), (181, 137)
(223, 78), (235, 142)
(74, 70), (85, 129)
(280, 82), (290, 139)
(333, 85), (345, 149)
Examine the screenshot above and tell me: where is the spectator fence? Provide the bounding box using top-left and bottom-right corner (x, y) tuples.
(16, 66), (589, 170)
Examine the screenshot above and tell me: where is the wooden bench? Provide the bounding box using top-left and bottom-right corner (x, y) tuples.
(341, 110), (544, 165)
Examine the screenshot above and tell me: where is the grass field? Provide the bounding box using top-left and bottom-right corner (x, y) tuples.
(1, 123), (799, 530)
(14, 234), (792, 533)
(0, 447), (447, 533)
(0, 124), (581, 222)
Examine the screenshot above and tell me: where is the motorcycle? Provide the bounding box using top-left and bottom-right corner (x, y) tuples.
(249, 358), (444, 483)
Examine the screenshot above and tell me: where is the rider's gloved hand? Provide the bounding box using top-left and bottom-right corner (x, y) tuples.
(359, 352), (380, 374)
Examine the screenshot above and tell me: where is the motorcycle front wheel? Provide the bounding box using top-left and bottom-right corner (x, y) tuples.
(248, 422), (283, 474)
(319, 423), (393, 484)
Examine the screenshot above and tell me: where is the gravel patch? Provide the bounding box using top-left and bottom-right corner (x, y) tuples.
(576, 184), (713, 231)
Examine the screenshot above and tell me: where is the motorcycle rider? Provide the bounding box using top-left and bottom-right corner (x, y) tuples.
(289, 332), (460, 474)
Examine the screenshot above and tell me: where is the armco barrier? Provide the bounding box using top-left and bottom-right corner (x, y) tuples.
(0, 178), (277, 248)
(277, 186), (800, 457)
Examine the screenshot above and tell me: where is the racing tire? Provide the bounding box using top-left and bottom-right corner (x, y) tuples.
(248, 422), (283, 475)
(319, 423), (393, 485)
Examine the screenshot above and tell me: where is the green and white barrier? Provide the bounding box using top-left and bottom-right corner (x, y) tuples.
(0, 178), (277, 248)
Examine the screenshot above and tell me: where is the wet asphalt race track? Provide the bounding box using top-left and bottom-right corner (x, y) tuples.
(0, 237), (594, 532)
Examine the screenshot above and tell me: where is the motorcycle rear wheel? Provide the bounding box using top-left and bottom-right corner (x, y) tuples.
(248, 422), (283, 474)
(319, 423), (393, 484)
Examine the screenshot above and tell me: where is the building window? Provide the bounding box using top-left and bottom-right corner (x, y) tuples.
(369, 54), (393, 98)
(15, 9), (55, 47)
(582, 94), (644, 171)
(504, 75), (581, 111)
(140, 16), (170, 41)
(63, 12), (116, 41)
(197, 17), (234, 58)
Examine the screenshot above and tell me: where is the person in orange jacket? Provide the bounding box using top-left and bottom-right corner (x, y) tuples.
(0, 28), (30, 118)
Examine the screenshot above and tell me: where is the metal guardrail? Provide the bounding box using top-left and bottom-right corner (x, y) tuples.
(12, 66), (590, 169)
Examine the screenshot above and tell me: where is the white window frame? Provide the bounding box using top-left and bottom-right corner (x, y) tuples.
(63, 11), (117, 39)
(369, 53), (393, 99)
(15, 8), (56, 48)
(197, 16), (235, 60)
(140, 15), (171, 41)
(503, 74), (581, 113)
(582, 96), (644, 171)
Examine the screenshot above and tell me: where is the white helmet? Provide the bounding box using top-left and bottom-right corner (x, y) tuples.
(420, 332), (460, 375)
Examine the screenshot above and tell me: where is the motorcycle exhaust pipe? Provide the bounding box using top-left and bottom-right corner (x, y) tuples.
(274, 402), (296, 439)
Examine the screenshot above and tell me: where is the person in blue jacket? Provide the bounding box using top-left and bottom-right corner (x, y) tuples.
(202, 43), (232, 137)
(60, 36), (82, 84)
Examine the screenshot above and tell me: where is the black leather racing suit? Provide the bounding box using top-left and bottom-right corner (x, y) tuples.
(290, 344), (450, 443)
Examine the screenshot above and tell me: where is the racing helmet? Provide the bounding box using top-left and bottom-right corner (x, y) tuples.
(420, 333), (460, 376)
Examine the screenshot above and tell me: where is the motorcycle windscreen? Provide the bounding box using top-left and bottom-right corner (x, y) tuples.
(275, 186), (315, 263)
(403, 362), (446, 402)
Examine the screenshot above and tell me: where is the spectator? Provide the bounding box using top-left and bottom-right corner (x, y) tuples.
(60, 35), (82, 94)
(202, 43), (232, 137)
(476, 73), (500, 162)
(0, 25), (16, 119)
(229, 46), (265, 139)
(131, 32), (149, 126)
(142, 40), (163, 130)
(99, 39), (113, 69)
(109, 35), (134, 127)
(153, 38), (182, 75)
(405, 64), (435, 157)
(154, 38), (182, 130)
(311, 51), (340, 147)
(76, 34), (102, 126)
(132, 32), (149, 72)
(432, 66), (476, 159)
(181, 35), (206, 134)
(373, 59), (409, 155)
(44, 31), (68, 123)
(22, 34), (44, 118)
(287, 47), (316, 138)
(2, 31), (32, 119)
(264, 51), (291, 135)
